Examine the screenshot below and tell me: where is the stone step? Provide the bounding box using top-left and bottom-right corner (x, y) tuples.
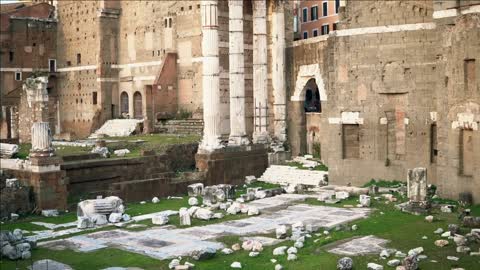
(259, 165), (328, 187)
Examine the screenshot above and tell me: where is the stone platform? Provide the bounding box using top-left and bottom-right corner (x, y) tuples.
(40, 194), (370, 260)
(195, 144), (268, 186)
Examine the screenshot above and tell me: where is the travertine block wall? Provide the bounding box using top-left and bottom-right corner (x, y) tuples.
(288, 0), (480, 202)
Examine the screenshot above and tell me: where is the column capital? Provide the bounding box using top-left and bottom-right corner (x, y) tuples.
(228, 0), (243, 7)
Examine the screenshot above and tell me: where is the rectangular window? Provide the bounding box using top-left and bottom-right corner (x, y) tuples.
(313, 29), (318, 37)
(322, 1), (328, 17)
(77, 53), (81, 64)
(15, 72), (22, 81)
(67, 61), (72, 66)
(333, 22), (338, 31)
(92, 91), (98, 105)
(342, 124), (360, 159)
(49, 59), (57, 72)
(460, 129), (474, 176)
(311, 6), (318, 21)
(335, 0), (340, 14)
(9, 51), (14, 62)
(430, 124), (438, 163)
(464, 59), (476, 94)
(303, 31), (308, 39)
(321, 24), (330, 35)
(302, 8), (308, 23)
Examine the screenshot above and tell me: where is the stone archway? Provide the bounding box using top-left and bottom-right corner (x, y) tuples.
(133, 91), (143, 119)
(291, 64), (326, 102)
(289, 64), (326, 156)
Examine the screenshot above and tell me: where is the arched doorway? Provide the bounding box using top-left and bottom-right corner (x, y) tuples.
(290, 64), (326, 157)
(120, 92), (129, 117)
(133, 91), (143, 119)
(304, 79), (321, 113)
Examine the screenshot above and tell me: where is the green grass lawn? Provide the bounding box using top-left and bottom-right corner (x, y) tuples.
(13, 134), (201, 160)
(285, 161), (328, 171)
(2, 187), (479, 270)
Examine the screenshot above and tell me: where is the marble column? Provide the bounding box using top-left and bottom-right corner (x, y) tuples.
(10, 106), (18, 139)
(200, 0), (223, 151)
(272, 1), (287, 143)
(228, 0), (249, 146)
(252, 0), (270, 144)
(31, 122), (53, 155)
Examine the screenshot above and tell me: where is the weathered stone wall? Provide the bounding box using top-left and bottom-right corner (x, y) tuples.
(288, 0), (480, 202)
(63, 143), (198, 199)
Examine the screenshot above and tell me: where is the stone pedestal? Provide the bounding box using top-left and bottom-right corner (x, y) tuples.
(196, 145), (268, 186)
(401, 167), (430, 214)
(29, 156), (67, 211)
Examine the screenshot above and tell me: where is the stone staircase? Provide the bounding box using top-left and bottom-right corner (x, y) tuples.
(89, 119), (143, 138)
(155, 119), (203, 136)
(258, 165), (328, 187)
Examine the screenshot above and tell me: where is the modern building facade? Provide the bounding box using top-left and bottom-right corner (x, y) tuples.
(298, 0), (342, 39)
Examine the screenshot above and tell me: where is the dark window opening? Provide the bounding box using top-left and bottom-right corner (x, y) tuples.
(321, 24), (330, 35)
(333, 23), (338, 31)
(464, 59), (476, 94)
(92, 92), (98, 105)
(77, 53), (81, 64)
(322, 1), (328, 16)
(67, 61), (71, 66)
(311, 6), (318, 21)
(335, 0), (340, 13)
(304, 89), (321, 113)
(9, 51), (14, 62)
(302, 8), (308, 23)
(49, 59), (56, 72)
(313, 29), (318, 37)
(303, 31), (308, 39)
(430, 124), (438, 163)
(15, 72), (22, 81)
(169, 18), (172, 28)
(120, 92), (129, 115)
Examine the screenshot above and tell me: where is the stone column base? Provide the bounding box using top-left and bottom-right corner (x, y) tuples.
(196, 144), (268, 186)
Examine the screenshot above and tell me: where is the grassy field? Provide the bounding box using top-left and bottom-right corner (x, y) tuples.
(1, 188), (479, 269)
(13, 134), (201, 160)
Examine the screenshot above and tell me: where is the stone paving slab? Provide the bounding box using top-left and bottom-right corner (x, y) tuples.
(41, 199), (370, 261)
(327, 235), (389, 256)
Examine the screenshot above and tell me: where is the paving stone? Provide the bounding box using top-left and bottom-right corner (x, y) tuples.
(29, 259), (73, 270)
(328, 235), (389, 256)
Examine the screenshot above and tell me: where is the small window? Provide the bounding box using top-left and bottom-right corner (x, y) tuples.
(15, 72), (22, 81)
(189, 5), (192, 10)
(77, 53), (81, 64)
(169, 18), (172, 28)
(67, 61), (71, 66)
(335, 0), (340, 14)
(302, 8), (308, 23)
(313, 29), (318, 37)
(9, 51), (14, 62)
(321, 24), (330, 35)
(333, 22), (338, 31)
(180, 7), (184, 11)
(92, 92), (98, 105)
(322, 1), (328, 17)
(303, 31), (308, 39)
(49, 59), (57, 72)
(311, 6), (318, 21)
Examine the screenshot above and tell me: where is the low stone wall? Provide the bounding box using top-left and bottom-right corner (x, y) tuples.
(155, 119), (204, 135)
(0, 171), (34, 218)
(63, 143), (199, 201)
(196, 145), (269, 186)
(109, 172), (205, 202)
